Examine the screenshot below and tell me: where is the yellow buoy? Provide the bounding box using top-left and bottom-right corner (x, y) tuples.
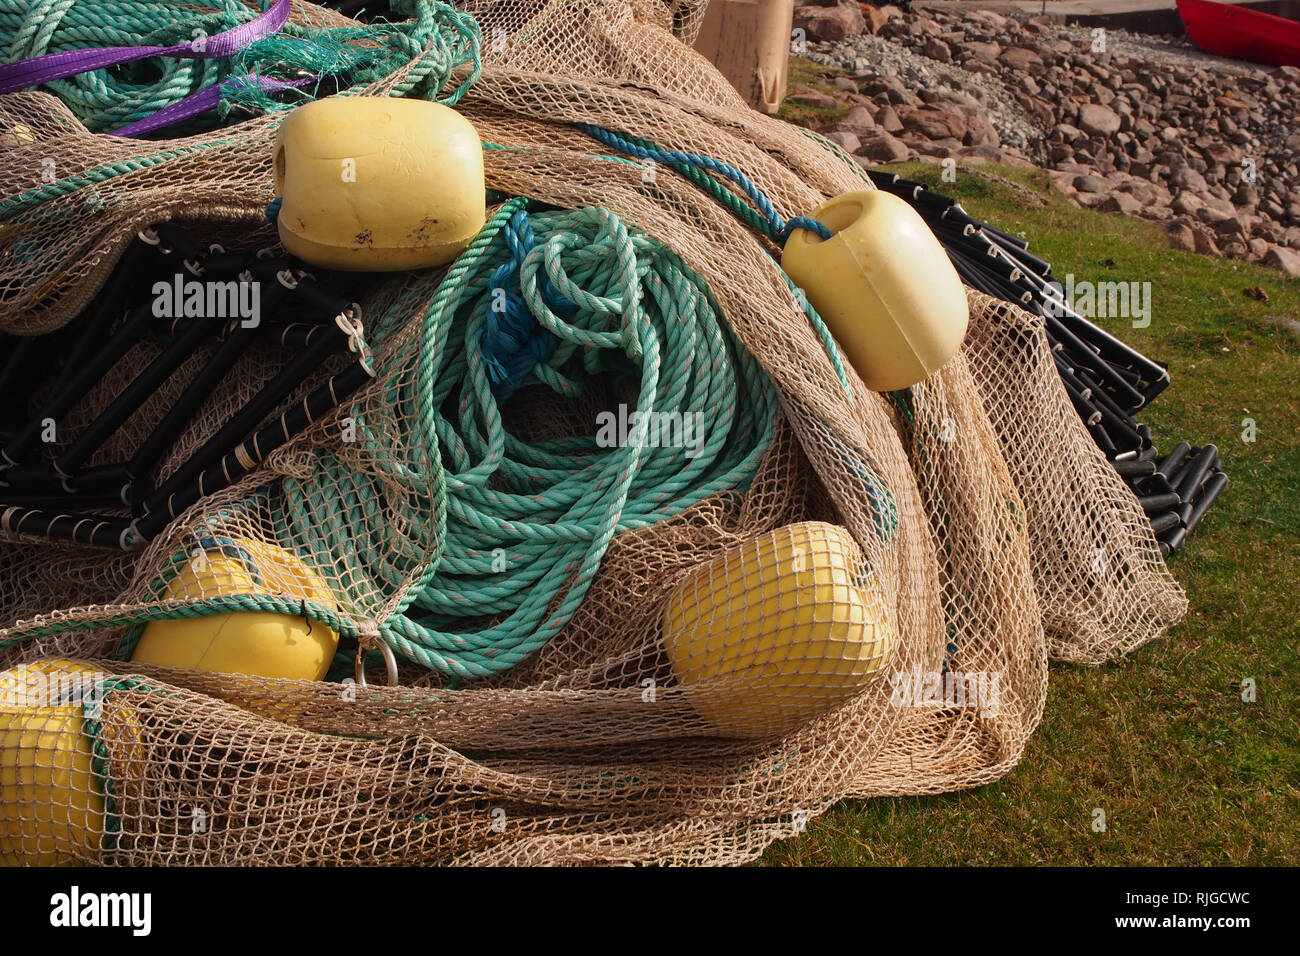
(781, 190), (969, 391)
(132, 538), (339, 682)
(273, 97), (486, 271)
(0, 123), (36, 148)
(0, 659), (115, 866)
(662, 522), (895, 738)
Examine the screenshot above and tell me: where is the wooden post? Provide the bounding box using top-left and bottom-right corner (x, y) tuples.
(692, 0), (796, 115)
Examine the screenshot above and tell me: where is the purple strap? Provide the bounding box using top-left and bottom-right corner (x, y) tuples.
(0, 0), (291, 94)
(109, 73), (315, 137)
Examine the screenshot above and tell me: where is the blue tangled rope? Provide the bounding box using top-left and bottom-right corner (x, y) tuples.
(576, 123), (833, 244)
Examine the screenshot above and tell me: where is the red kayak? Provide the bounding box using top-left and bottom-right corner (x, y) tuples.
(1178, 0), (1300, 66)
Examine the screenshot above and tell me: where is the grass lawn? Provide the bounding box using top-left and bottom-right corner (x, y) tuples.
(762, 161), (1300, 865)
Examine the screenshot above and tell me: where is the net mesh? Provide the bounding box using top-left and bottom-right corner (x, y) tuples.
(0, 0), (1185, 865)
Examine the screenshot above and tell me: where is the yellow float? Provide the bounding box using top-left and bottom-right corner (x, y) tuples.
(273, 97), (486, 271)
(662, 521), (894, 738)
(0, 658), (116, 866)
(781, 190), (970, 391)
(132, 538), (339, 682)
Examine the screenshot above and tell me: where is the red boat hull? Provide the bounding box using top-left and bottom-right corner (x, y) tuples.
(1178, 0), (1300, 67)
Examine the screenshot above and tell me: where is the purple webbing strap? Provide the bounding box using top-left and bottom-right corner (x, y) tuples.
(0, 0), (291, 94)
(109, 73), (315, 136)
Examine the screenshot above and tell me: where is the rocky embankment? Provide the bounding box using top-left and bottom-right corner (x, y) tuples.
(790, 3), (1300, 274)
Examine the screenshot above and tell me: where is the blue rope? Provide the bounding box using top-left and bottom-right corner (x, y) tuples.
(575, 124), (851, 395)
(575, 124), (833, 244)
(479, 207), (576, 400)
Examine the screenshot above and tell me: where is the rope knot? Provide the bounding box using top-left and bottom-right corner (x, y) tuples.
(478, 208), (568, 400)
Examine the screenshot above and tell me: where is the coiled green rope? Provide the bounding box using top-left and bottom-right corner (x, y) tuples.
(270, 199), (781, 680)
(0, 0), (480, 133)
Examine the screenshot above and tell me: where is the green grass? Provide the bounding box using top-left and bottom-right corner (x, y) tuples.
(777, 58), (849, 127)
(762, 162), (1300, 866)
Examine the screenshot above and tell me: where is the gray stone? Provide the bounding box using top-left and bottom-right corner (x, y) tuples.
(1170, 164), (1210, 193)
(856, 129), (910, 163)
(824, 130), (861, 153)
(873, 104), (903, 133)
(1166, 221), (1197, 252)
(1263, 245), (1300, 275)
(1073, 174), (1111, 194)
(1077, 103), (1122, 137)
(793, 1), (865, 43)
(922, 38), (952, 63)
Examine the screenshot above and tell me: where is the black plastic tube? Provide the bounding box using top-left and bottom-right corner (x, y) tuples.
(1136, 473), (1175, 497)
(1156, 442), (1192, 480)
(1072, 367), (1142, 448)
(1089, 421), (1117, 454)
(0, 490), (129, 510)
(1056, 310), (1168, 387)
(1059, 372), (1103, 425)
(1149, 510), (1181, 535)
(1184, 472), (1228, 535)
(1113, 458), (1157, 478)
(1, 301), (156, 466)
(1176, 445), (1219, 500)
(0, 336), (36, 403)
(1158, 525), (1188, 553)
(140, 330), (345, 515)
(126, 300), (281, 497)
(57, 238), (157, 382)
(1139, 492), (1181, 514)
(0, 462), (131, 496)
(53, 314), (227, 477)
(0, 506), (132, 548)
(135, 359), (372, 538)
(1141, 370), (1172, 405)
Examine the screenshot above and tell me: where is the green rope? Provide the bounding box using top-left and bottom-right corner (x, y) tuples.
(77, 675), (164, 861)
(267, 200), (780, 680)
(585, 128), (853, 394)
(0, 0), (481, 133)
(0, 142), (226, 219)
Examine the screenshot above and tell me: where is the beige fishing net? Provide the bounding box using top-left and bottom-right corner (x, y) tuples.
(0, 0), (1185, 866)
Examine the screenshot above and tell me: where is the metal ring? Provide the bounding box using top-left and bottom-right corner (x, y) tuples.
(354, 639), (400, 687)
(277, 269), (299, 290)
(138, 228), (160, 245)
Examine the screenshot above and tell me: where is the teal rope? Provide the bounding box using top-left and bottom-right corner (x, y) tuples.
(575, 123), (832, 243)
(0, 141), (225, 219)
(0, 0), (481, 133)
(269, 201), (781, 680)
(575, 125), (852, 394)
(74, 675), (163, 861)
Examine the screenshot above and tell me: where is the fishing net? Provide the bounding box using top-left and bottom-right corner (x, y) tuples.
(0, 0), (1185, 865)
